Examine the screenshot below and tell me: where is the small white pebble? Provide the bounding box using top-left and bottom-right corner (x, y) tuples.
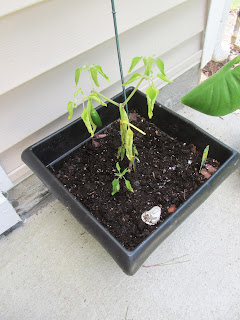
(141, 206), (161, 226)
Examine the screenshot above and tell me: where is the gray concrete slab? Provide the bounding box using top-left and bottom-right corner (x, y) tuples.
(0, 106), (240, 320)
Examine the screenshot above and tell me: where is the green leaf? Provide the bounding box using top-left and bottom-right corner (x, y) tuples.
(75, 67), (83, 86)
(74, 88), (84, 98)
(199, 145), (209, 172)
(81, 99), (97, 137)
(89, 93), (107, 106)
(125, 179), (134, 193)
(181, 54), (240, 116)
(125, 128), (134, 162)
(157, 73), (173, 83)
(119, 106), (129, 146)
(155, 59), (165, 74)
(143, 58), (148, 69)
(94, 65), (110, 82)
(112, 179), (120, 195)
(144, 57), (154, 76)
(122, 73), (142, 86)
(67, 101), (73, 119)
(146, 85), (159, 119)
(90, 67), (100, 87)
(74, 103), (77, 108)
(116, 162), (121, 172)
(128, 56), (142, 73)
(122, 168), (129, 176)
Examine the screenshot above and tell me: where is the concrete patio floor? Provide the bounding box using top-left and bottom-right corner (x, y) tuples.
(0, 106), (240, 320)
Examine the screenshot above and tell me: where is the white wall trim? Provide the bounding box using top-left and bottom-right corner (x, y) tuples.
(212, 0), (232, 62)
(201, 0), (226, 67)
(0, 192), (21, 235)
(0, 165), (13, 192)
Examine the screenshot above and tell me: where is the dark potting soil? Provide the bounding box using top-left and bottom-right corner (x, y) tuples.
(51, 112), (219, 250)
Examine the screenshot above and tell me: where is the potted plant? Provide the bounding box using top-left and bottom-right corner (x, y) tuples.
(22, 55), (240, 275)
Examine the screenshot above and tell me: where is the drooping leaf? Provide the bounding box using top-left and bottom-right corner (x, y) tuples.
(90, 67), (100, 87)
(94, 65), (110, 82)
(122, 73), (142, 86)
(128, 56), (142, 73)
(81, 108), (93, 136)
(89, 93), (107, 106)
(144, 57), (154, 76)
(155, 59), (165, 74)
(112, 179), (120, 195)
(67, 101), (73, 119)
(157, 73), (173, 83)
(81, 99), (96, 137)
(119, 106), (129, 145)
(125, 179), (134, 193)
(181, 55), (240, 116)
(146, 85), (159, 119)
(75, 67), (83, 86)
(125, 128), (134, 162)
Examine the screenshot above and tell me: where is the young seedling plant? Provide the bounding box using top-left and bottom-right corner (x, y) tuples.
(112, 162), (134, 195)
(67, 56), (172, 195)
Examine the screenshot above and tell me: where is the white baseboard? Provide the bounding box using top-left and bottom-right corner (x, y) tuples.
(0, 192), (21, 235)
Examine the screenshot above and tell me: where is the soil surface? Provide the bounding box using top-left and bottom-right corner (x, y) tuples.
(51, 113), (219, 250)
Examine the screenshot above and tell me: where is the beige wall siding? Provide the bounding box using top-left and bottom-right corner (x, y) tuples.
(0, 0), (188, 95)
(0, 0), (208, 182)
(0, 0), (45, 17)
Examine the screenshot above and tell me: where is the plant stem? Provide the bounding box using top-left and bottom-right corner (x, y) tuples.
(97, 92), (120, 107)
(122, 78), (144, 107)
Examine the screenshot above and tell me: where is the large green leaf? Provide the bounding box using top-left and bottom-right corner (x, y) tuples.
(181, 55), (240, 116)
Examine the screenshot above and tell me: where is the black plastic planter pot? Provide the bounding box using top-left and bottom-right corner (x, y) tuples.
(22, 88), (240, 275)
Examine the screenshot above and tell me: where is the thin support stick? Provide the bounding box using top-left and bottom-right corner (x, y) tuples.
(111, 0), (129, 116)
